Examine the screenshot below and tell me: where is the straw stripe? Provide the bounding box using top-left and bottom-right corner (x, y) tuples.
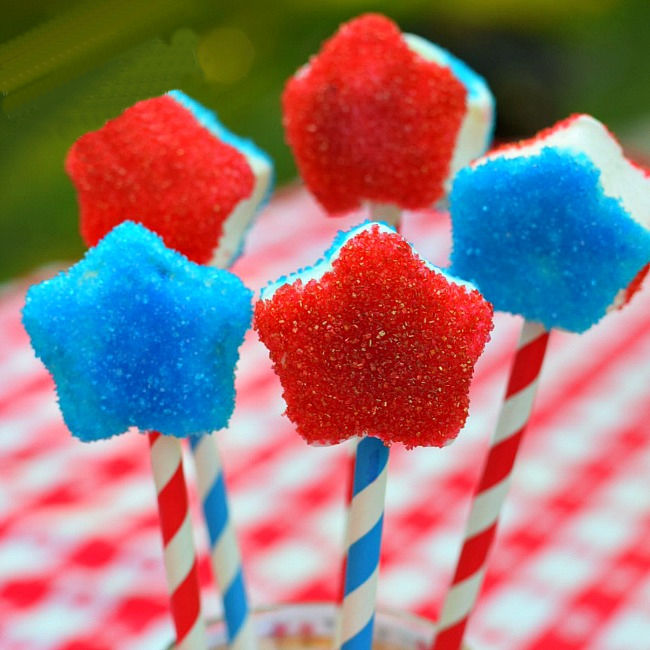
(348, 461), (389, 544)
(212, 522), (241, 590)
(491, 381), (539, 445)
(341, 568), (380, 644)
(504, 329), (548, 397)
(338, 439), (358, 604)
(157, 464), (190, 545)
(148, 432), (206, 649)
(338, 436), (389, 650)
(191, 434), (255, 650)
(476, 429), (525, 492)
(465, 480), (512, 539)
(223, 570), (248, 634)
(342, 615), (375, 650)
(164, 513), (198, 592)
(203, 471), (228, 541)
(452, 523), (497, 584)
(150, 432), (182, 492)
(432, 619), (465, 650)
(438, 570), (486, 628)
(178, 617), (210, 650)
(346, 515), (385, 592)
(170, 560), (203, 641)
(432, 320), (549, 650)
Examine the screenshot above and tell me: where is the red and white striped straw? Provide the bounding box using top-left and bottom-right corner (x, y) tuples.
(148, 432), (207, 649)
(432, 320), (550, 650)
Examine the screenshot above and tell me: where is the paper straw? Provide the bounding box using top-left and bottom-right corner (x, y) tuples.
(337, 436), (390, 650)
(190, 434), (255, 650)
(432, 320), (550, 650)
(338, 438), (358, 604)
(148, 432), (207, 650)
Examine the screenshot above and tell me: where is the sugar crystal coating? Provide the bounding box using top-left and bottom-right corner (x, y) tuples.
(66, 95), (255, 264)
(254, 223), (493, 448)
(168, 90), (274, 195)
(282, 14), (467, 215)
(22, 222), (252, 442)
(450, 116), (650, 333)
(402, 33), (495, 186)
(167, 90), (275, 266)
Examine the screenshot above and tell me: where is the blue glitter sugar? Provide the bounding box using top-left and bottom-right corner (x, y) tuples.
(450, 148), (650, 332)
(22, 222), (253, 441)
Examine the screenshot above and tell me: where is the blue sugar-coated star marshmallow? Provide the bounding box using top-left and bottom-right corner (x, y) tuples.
(450, 114), (650, 333)
(22, 221), (252, 441)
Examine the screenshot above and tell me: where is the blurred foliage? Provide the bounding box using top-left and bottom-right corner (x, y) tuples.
(1, 0), (649, 281)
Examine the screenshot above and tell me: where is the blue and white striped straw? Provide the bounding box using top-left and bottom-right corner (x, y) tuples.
(191, 434), (255, 650)
(337, 436), (390, 650)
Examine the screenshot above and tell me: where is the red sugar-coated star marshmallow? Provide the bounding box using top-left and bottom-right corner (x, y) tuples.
(254, 223), (494, 448)
(282, 14), (468, 215)
(66, 95), (255, 263)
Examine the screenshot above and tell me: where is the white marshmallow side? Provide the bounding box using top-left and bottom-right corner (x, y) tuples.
(209, 153), (273, 268)
(404, 34), (495, 188)
(477, 115), (650, 231)
(168, 90), (273, 269)
(259, 221), (479, 301)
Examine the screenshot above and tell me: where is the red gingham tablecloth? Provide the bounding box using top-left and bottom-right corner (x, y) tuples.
(1, 188), (649, 650)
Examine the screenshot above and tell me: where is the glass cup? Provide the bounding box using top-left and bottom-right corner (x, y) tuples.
(167, 602), (472, 650)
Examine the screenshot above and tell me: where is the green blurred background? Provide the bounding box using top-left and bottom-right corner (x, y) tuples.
(1, 0), (648, 282)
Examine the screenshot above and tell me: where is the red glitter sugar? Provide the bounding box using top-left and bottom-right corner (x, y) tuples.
(66, 95), (255, 263)
(254, 225), (493, 448)
(282, 14), (467, 215)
